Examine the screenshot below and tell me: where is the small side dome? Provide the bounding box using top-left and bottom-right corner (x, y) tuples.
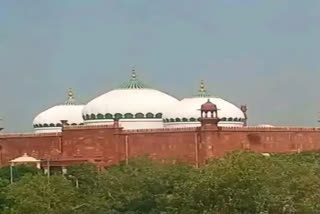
(163, 80), (245, 128)
(33, 89), (84, 133)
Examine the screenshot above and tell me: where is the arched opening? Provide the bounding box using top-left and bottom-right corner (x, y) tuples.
(85, 114), (90, 120)
(90, 114), (96, 120)
(56, 123), (62, 127)
(175, 118), (181, 122)
(114, 113), (123, 120)
(135, 113), (144, 118)
(43, 123), (49, 127)
(190, 118), (196, 122)
(49, 123), (55, 127)
(146, 113), (154, 118)
(97, 114), (104, 119)
(182, 118), (188, 122)
(124, 113), (133, 119)
(170, 118), (175, 122)
(105, 113), (113, 119)
(228, 117), (233, 121)
(155, 113), (162, 118)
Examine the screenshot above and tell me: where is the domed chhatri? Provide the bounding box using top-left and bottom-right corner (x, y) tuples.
(201, 99), (217, 112)
(33, 89), (84, 133)
(82, 68), (179, 129)
(163, 80), (245, 128)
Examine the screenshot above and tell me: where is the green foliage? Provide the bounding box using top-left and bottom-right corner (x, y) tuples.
(0, 165), (40, 182)
(0, 151), (319, 214)
(5, 174), (78, 214)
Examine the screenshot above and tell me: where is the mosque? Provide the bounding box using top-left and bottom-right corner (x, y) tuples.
(0, 68), (318, 169)
(33, 68), (247, 133)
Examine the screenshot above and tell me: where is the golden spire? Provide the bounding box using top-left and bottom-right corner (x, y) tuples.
(131, 66), (136, 79)
(200, 80), (205, 91)
(68, 88), (74, 99)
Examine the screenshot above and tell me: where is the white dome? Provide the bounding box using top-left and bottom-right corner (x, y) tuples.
(163, 81), (245, 128)
(33, 89), (84, 133)
(82, 70), (179, 129)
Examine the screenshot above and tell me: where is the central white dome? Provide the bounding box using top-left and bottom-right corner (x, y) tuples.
(82, 69), (179, 129)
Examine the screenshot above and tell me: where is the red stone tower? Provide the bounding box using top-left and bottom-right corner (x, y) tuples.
(200, 99), (220, 130)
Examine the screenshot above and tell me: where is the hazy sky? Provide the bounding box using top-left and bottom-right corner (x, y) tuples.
(0, 0), (319, 132)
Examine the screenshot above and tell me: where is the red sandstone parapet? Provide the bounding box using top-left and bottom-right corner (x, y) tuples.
(0, 132), (62, 139)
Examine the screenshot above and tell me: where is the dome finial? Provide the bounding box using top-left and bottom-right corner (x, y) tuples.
(200, 80), (205, 91)
(65, 88), (76, 105)
(68, 88), (74, 99)
(131, 66), (136, 79)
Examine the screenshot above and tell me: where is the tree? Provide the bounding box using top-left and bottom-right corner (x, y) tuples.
(6, 174), (79, 214)
(0, 165), (40, 182)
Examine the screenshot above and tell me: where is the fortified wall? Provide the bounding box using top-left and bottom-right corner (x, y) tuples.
(0, 124), (319, 168)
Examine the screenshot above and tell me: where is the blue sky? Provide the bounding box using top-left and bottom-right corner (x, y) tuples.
(0, 0), (319, 132)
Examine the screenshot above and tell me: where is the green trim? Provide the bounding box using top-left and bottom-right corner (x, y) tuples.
(84, 112), (164, 120)
(124, 113), (134, 119)
(135, 113), (144, 118)
(33, 122), (83, 128)
(162, 117), (244, 123)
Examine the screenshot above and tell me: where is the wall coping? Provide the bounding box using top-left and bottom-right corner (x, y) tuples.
(0, 132), (62, 139)
(62, 124), (120, 131)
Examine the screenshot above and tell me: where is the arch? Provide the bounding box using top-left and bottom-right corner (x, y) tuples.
(135, 113), (144, 118)
(146, 112), (154, 118)
(155, 113), (162, 118)
(85, 114), (90, 120)
(124, 113), (134, 119)
(82, 115), (85, 120)
(197, 118), (201, 122)
(49, 123), (55, 127)
(182, 118), (188, 122)
(79, 123), (84, 125)
(43, 123), (49, 127)
(190, 118), (196, 122)
(56, 123), (62, 127)
(114, 113), (123, 120)
(175, 118), (181, 122)
(38, 124), (43, 127)
(71, 123), (77, 126)
(221, 117), (227, 121)
(33, 124), (38, 128)
(166, 119), (169, 122)
(90, 114), (96, 120)
(105, 113), (113, 119)
(97, 114), (104, 119)
(228, 117), (233, 121)
(170, 118), (175, 122)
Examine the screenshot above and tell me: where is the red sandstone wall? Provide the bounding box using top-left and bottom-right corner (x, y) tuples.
(0, 126), (319, 167)
(0, 133), (62, 165)
(202, 127), (320, 159)
(118, 129), (199, 165)
(60, 126), (123, 167)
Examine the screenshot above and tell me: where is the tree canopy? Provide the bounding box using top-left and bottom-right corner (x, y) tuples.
(0, 151), (318, 214)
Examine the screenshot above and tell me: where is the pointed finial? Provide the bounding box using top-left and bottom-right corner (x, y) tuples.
(200, 80), (205, 91)
(131, 66), (136, 79)
(68, 88), (74, 99)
